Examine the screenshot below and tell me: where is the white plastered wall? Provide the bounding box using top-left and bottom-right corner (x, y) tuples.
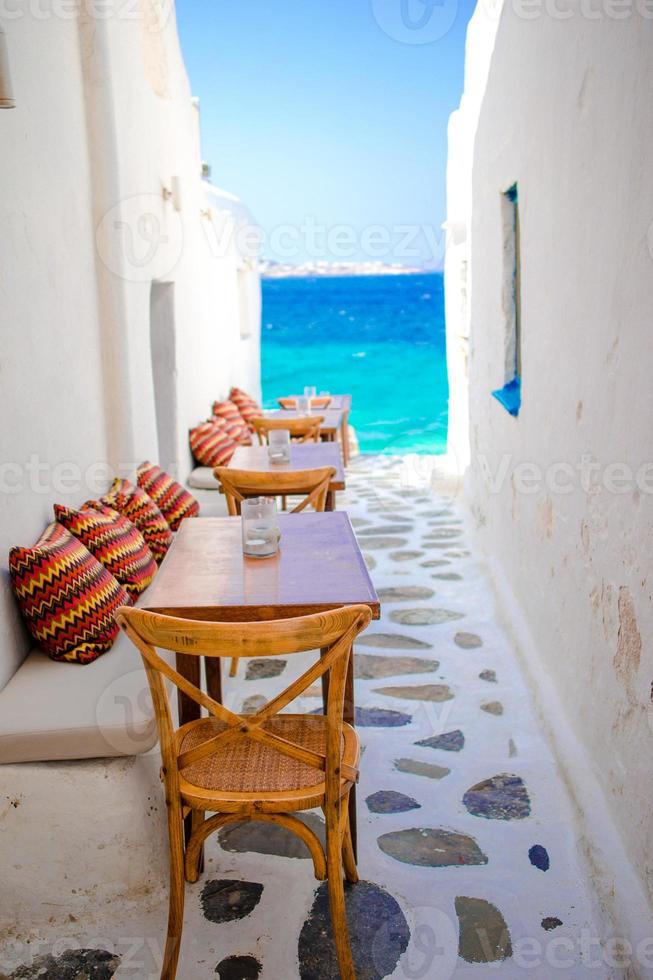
(446, 0), (653, 944)
(0, 3), (261, 691)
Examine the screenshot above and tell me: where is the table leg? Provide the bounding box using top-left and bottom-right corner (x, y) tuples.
(176, 653), (201, 726)
(325, 490), (336, 512)
(320, 647), (330, 712)
(341, 410), (350, 467)
(343, 645), (358, 862)
(205, 656), (223, 704)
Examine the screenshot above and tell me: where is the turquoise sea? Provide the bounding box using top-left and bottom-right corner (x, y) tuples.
(261, 273), (448, 455)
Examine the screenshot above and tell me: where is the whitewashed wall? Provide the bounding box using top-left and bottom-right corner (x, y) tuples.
(0, 2), (261, 690)
(447, 3), (653, 940)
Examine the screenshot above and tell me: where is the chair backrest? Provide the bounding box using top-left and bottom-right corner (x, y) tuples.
(251, 415), (324, 445)
(278, 396), (332, 411)
(214, 466), (336, 516)
(116, 604), (372, 791)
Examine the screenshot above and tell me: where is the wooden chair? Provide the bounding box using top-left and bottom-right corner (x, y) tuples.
(277, 396), (332, 410)
(117, 604), (372, 980)
(251, 415), (323, 445)
(214, 465), (336, 517)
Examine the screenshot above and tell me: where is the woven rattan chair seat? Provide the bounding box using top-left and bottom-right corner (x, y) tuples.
(176, 714), (357, 794)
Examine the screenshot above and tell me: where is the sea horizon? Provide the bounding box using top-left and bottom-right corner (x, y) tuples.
(261, 271), (449, 455)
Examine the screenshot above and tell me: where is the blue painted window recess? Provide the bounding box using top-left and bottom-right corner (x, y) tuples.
(492, 182), (522, 416)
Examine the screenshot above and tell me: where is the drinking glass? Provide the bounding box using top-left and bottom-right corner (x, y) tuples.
(297, 395), (310, 414)
(268, 428), (291, 464)
(304, 386), (317, 413)
(241, 497), (280, 559)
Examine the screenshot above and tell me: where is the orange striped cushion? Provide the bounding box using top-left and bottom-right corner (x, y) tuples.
(9, 524), (130, 664)
(212, 400), (252, 444)
(136, 463), (200, 532)
(101, 479), (173, 563)
(190, 419), (238, 467)
(229, 386), (261, 426)
(54, 503), (157, 600)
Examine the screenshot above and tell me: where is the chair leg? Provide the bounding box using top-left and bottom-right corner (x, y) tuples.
(341, 792), (359, 885)
(229, 658), (238, 678)
(161, 800), (186, 980)
(326, 801), (356, 980)
(185, 809), (205, 884)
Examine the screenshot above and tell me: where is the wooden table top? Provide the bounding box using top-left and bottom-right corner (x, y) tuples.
(269, 407), (344, 434)
(228, 443), (345, 490)
(142, 513), (380, 622)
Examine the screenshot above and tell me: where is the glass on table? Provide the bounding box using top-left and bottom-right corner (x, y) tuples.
(267, 428), (291, 464)
(304, 386), (317, 412)
(296, 395), (310, 414)
(241, 497), (280, 559)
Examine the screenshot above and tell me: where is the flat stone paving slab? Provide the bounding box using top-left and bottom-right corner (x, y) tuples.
(456, 897), (513, 963)
(377, 587), (436, 603)
(354, 653), (439, 679)
(298, 881), (410, 980)
(415, 729), (465, 752)
(218, 813), (325, 859)
(378, 828), (489, 867)
(366, 790), (422, 814)
(375, 683), (454, 702)
(390, 608), (465, 626)
(455, 631), (483, 648)
(9, 951), (121, 979)
(200, 880), (264, 923)
(463, 774), (531, 820)
(356, 633), (433, 650)
(394, 758), (451, 780)
(216, 955), (263, 979)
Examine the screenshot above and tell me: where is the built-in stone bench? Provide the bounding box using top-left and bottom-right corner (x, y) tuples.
(0, 638), (174, 932)
(188, 467), (229, 515)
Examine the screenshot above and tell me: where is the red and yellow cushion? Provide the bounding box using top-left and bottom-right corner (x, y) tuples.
(190, 419), (238, 468)
(136, 463), (200, 532)
(229, 386), (261, 427)
(101, 479), (173, 563)
(212, 399), (252, 445)
(54, 503), (157, 600)
(9, 523), (130, 665)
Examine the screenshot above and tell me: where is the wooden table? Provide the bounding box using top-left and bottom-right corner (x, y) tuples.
(281, 394), (352, 465)
(141, 513), (379, 857)
(228, 443), (345, 511)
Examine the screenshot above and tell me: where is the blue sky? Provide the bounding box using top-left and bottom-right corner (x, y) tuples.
(175, 0), (477, 266)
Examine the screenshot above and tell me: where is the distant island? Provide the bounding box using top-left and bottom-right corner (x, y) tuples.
(259, 260), (433, 279)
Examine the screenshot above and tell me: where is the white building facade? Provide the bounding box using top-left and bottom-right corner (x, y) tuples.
(446, 0), (653, 948)
(0, 0), (261, 691)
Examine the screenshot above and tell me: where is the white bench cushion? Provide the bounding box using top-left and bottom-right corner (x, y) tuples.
(0, 634), (170, 765)
(188, 466), (219, 491)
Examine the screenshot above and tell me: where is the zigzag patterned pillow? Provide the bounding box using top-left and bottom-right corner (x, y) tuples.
(101, 479), (173, 562)
(136, 463), (200, 532)
(189, 419), (238, 467)
(9, 523), (131, 664)
(212, 400), (252, 445)
(229, 386), (261, 427)
(54, 503), (157, 600)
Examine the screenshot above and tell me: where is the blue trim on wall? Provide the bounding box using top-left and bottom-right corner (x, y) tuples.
(492, 377), (521, 417)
